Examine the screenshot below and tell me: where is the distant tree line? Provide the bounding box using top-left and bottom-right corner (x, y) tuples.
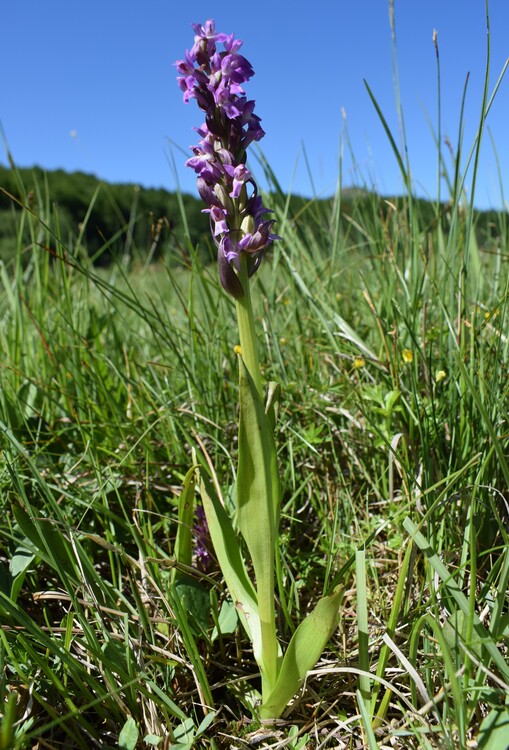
(0, 164), (505, 267)
(0, 165), (212, 266)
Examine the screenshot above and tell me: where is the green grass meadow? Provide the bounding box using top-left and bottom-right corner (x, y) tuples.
(1, 22), (509, 750)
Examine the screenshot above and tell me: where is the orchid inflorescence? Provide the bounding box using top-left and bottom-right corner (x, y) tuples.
(175, 19), (279, 298)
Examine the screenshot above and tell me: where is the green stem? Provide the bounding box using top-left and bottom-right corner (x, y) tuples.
(235, 255), (263, 398)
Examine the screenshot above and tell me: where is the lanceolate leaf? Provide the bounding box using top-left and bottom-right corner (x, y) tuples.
(199, 476), (262, 655)
(237, 358), (281, 558)
(236, 357), (281, 695)
(260, 585), (344, 720)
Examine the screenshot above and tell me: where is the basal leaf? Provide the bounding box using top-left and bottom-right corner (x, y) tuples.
(260, 585), (343, 719)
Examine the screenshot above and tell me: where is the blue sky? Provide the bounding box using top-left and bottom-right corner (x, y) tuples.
(1, 1), (508, 209)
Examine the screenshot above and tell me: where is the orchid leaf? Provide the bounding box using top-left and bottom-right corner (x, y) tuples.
(260, 585), (343, 720)
(236, 357), (281, 694)
(199, 475), (262, 652)
(237, 358), (281, 553)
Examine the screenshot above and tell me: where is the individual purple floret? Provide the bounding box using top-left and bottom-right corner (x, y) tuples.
(175, 19), (279, 297)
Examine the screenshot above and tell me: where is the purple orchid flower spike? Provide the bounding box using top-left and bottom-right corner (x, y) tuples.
(175, 19), (279, 297)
